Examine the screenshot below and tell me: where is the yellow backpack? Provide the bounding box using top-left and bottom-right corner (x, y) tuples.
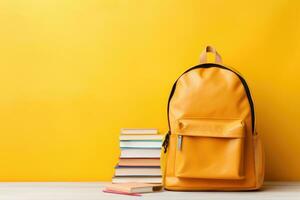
(162, 46), (264, 191)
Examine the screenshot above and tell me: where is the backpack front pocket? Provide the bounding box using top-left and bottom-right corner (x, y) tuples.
(174, 118), (245, 180)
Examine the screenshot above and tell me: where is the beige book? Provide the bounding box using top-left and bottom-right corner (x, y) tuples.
(120, 134), (163, 141)
(120, 128), (158, 135)
(104, 183), (162, 193)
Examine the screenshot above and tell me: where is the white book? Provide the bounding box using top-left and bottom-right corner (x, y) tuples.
(120, 148), (161, 158)
(120, 141), (162, 148)
(115, 167), (161, 176)
(112, 176), (162, 184)
(120, 128), (158, 135)
(120, 135), (163, 141)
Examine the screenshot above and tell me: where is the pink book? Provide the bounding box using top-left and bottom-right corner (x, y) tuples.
(103, 189), (142, 196)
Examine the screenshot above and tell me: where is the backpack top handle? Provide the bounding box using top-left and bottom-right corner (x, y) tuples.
(199, 45), (223, 64)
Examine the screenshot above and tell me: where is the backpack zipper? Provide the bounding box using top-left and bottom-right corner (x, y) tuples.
(177, 135), (183, 151)
(163, 63), (256, 153)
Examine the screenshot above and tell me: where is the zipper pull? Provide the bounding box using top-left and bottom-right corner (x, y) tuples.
(177, 135), (183, 151)
(162, 131), (170, 153)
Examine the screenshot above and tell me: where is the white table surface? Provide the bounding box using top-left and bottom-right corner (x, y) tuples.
(0, 182), (299, 200)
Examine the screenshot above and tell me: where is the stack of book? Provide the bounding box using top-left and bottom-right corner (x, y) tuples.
(112, 128), (163, 184)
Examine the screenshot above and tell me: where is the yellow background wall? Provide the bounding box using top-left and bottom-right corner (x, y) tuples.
(0, 0), (299, 181)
